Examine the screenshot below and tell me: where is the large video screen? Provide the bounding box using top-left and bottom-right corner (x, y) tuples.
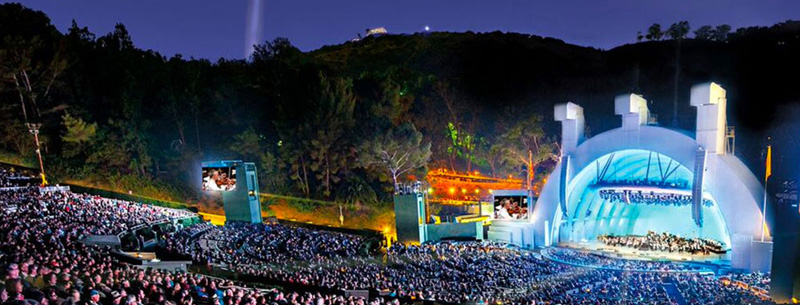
(493, 195), (528, 221)
(202, 166), (237, 191)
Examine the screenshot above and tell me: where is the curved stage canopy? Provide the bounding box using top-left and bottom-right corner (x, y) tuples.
(528, 83), (771, 271)
(560, 149), (730, 250)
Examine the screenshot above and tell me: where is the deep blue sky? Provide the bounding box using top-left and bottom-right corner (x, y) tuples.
(9, 0), (799, 60)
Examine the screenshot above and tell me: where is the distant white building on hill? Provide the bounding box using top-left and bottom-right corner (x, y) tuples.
(351, 27), (388, 42)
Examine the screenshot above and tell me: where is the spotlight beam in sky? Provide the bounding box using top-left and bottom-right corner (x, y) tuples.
(244, 0), (263, 59)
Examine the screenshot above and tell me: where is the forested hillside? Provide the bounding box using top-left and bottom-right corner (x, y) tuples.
(1, 3), (799, 208)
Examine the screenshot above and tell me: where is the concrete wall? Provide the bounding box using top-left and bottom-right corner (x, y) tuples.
(222, 163), (262, 224)
(425, 222), (483, 242)
(394, 194), (425, 244)
(488, 221), (536, 248)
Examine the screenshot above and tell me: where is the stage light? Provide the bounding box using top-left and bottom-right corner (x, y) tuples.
(474, 189), (480, 194)
(461, 188), (467, 194)
(449, 188), (455, 194)
(428, 187), (434, 194)
(489, 189), (493, 194)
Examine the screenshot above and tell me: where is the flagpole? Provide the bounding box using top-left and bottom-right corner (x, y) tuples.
(760, 174), (768, 242)
(760, 144), (771, 242)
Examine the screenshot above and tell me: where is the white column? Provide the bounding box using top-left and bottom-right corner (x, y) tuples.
(690, 82), (727, 155)
(554, 102), (584, 157)
(614, 93), (649, 131)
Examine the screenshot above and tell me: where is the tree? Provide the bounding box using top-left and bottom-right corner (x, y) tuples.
(308, 75), (356, 197)
(645, 24), (663, 41)
(361, 72), (411, 126)
(713, 25), (732, 41)
(230, 127), (262, 160)
(358, 123), (431, 193)
(445, 122), (481, 173)
(258, 150), (286, 192)
(96, 23), (134, 51)
(60, 112), (97, 158)
(694, 25), (714, 40)
(434, 80), (479, 172)
(86, 126), (132, 173)
(0, 117), (32, 155)
(636, 31), (644, 42)
(474, 141), (506, 178)
(274, 73), (356, 198)
(280, 137), (312, 198)
(666, 21), (691, 40)
(230, 128), (287, 193)
(666, 21), (690, 127)
(494, 115), (559, 192)
(0, 4), (66, 122)
(0, 9), (67, 181)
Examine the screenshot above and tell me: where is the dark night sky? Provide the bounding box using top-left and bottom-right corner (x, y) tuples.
(8, 0), (799, 60)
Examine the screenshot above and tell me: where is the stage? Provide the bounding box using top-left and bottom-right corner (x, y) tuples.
(558, 241), (727, 264)
(524, 84), (773, 272)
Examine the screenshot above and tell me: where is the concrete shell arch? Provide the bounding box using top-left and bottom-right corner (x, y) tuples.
(531, 84), (768, 270)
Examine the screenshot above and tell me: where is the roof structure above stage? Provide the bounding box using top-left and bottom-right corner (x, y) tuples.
(531, 82), (771, 271)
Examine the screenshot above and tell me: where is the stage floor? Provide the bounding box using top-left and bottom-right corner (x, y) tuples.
(559, 241), (728, 265)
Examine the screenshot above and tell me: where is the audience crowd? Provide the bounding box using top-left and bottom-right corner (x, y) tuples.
(166, 221), (774, 304)
(542, 248), (704, 272)
(726, 272), (771, 292)
(0, 167), (38, 188)
(0, 181), (777, 305)
(0, 187), (390, 305)
(598, 232), (725, 255)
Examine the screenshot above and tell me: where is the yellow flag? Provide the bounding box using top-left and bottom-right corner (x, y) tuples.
(765, 145), (772, 179)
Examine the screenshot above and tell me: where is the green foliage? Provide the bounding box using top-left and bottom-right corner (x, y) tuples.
(693, 24), (731, 42)
(334, 176), (379, 206)
(1, 3), (799, 213)
(0, 150), (36, 168)
(308, 75), (356, 197)
(493, 115), (559, 186)
(694, 26), (714, 40)
(85, 127), (130, 171)
(275, 73), (357, 198)
(445, 121), (483, 170)
(646, 24), (664, 41)
(713, 25), (732, 41)
(358, 122), (431, 192)
(230, 127), (262, 158)
(666, 21), (691, 40)
(60, 113), (97, 158)
(0, 112), (32, 155)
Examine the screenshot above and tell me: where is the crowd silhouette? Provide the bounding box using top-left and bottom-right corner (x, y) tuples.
(0, 186), (388, 305)
(165, 222), (772, 304)
(0, 168), (37, 188)
(0, 170), (775, 305)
